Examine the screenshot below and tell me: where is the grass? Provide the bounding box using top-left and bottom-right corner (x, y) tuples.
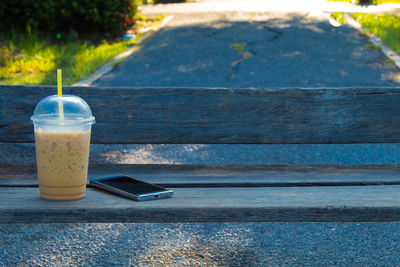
(230, 42), (253, 66)
(0, 15), (166, 85)
(330, 12), (345, 24)
(366, 43), (383, 51)
(0, 33), (140, 85)
(352, 13), (400, 54)
(230, 43), (246, 54)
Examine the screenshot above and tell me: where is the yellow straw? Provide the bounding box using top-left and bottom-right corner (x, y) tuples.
(57, 69), (64, 120)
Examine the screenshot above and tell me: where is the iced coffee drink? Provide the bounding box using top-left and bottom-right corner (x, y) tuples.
(35, 129), (91, 200)
(31, 94), (95, 200)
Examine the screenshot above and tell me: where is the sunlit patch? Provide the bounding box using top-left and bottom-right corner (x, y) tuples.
(304, 24), (324, 33)
(96, 144), (208, 164)
(382, 72), (400, 83)
(135, 225), (254, 266)
(329, 12), (345, 27)
(177, 61), (212, 73)
(145, 43), (169, 52)
(210, 22), (232, 29)
(281, 51), (304, 57)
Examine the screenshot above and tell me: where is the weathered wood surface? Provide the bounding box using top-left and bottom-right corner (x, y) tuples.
(2, 85), (400, 144)
(3, 185), (400, 223)
(2, 165), (400, 223)
(2, 164), (400, 186)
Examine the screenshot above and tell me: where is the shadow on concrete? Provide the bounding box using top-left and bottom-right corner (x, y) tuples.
(93, 14), (400, 88)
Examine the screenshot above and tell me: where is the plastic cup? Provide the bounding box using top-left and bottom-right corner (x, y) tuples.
(31, 95), (95, 200)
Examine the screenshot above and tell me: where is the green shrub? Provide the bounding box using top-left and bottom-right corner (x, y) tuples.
(0, 0), (139, 39)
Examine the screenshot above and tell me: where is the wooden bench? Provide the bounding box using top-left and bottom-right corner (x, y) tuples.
(2, 85), (400, 223)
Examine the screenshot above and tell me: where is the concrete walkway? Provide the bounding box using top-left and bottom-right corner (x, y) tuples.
(93, 0), (400, 87)
(3, 222), (400, 266)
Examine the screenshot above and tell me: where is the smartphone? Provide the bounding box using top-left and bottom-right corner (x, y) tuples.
(89, 175), (174, 201)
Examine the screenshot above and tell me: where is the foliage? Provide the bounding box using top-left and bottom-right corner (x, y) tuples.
(130, 14), (167, 33)
(0, 13), (166, 85)
(0, 0), (139, 39)
(352, 13), (400, 53)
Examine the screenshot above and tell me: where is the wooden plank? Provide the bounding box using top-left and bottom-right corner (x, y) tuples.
(2, 164), (400, 186)
(2, 185), (400, 223)
(2, 85), (400, 144)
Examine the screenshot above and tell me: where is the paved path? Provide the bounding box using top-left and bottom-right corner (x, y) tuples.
(93, 1), (400, 87)
(3, 222), (400, 266)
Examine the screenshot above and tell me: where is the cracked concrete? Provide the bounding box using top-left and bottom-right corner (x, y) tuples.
(92, 12), (400, 88)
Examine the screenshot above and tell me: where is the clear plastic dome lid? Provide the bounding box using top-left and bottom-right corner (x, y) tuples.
(31, 95), (95, 126)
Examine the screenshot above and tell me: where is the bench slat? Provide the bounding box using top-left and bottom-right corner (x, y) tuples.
(2, 185), (400, 223)
(2, 164), (400, 186)
(2, 86), (400, 144)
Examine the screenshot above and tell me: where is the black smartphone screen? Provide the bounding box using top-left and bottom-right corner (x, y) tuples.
(98, 177), (166, 195)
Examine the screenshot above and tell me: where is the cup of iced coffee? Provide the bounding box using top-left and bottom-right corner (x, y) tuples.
(31, 94), (95, 200)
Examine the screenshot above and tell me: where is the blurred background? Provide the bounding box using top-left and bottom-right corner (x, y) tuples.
(1, 0), (400, 87)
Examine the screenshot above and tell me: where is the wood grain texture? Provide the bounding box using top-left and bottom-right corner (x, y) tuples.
(3, 186), (400, 223)
(2, 164), (400, 186)
(2, 85), (400, 144)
